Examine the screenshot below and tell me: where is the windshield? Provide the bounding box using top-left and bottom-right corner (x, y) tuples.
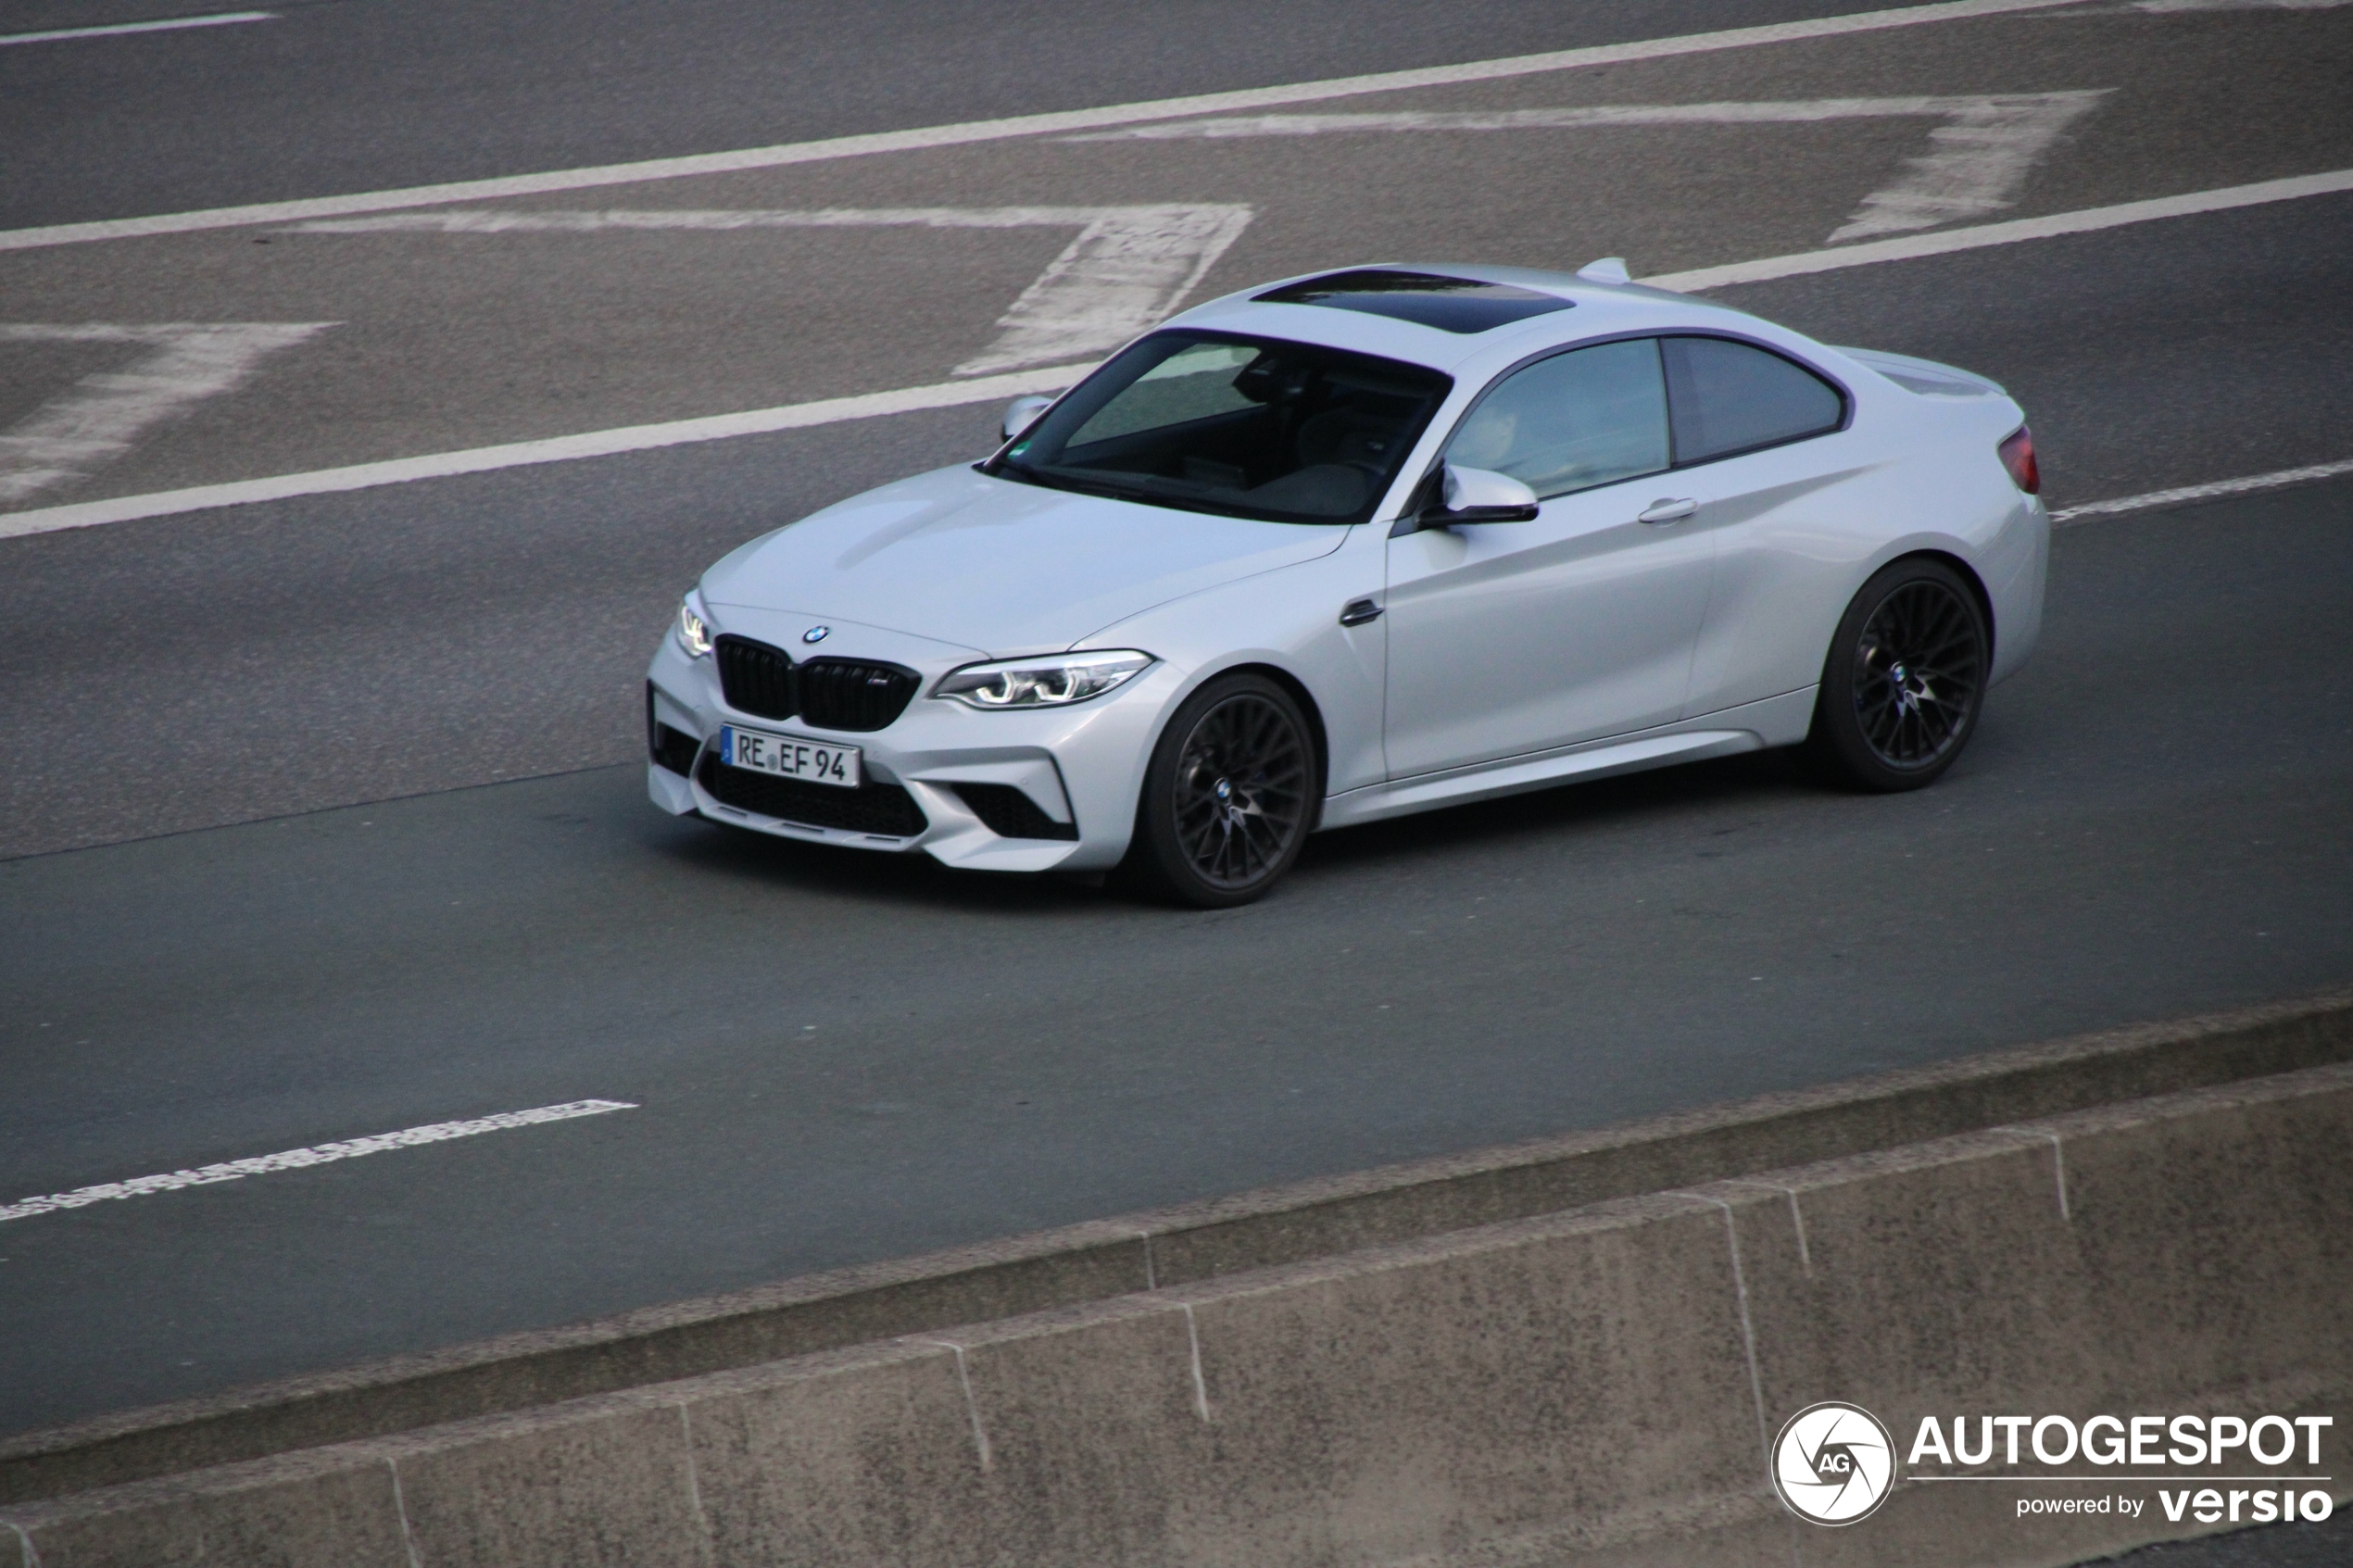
(986, 331), (1453, 525)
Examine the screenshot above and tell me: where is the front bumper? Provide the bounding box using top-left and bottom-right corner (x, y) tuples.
(646, 632), (1171, 872)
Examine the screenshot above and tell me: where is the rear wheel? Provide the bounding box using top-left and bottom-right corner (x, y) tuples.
(1131, 673), (1315, 908)
(1804, 558), (1989, 791)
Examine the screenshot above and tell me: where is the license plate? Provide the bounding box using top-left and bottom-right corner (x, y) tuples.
(719, 725), (861, 788)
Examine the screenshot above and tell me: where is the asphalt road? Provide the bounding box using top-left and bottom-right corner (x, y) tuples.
(9, 1), (2350, 510)
(2, 0), (2349, 1512)
(5, 461), (2348, 1433)
(0, 0), (1964, 230)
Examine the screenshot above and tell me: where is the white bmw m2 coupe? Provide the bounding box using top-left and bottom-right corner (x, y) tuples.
(648, 263), (2046, 906)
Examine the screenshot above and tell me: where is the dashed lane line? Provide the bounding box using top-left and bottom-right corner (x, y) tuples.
(0, 11), (271, 46)
(0, 0), (2083, 253)
(0, 1101), (639, 1224)
(2048, 457), (2353, 523)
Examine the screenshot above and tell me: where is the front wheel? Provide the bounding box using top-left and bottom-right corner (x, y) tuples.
(1804, 558), (1990, 791)
(1130, 673), (1315, 908)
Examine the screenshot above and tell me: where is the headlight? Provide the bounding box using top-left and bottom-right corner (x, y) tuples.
(933, 650), (1153, 709)
(675, 592), (713, 658)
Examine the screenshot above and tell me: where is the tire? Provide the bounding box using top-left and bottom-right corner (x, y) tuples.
(1129, 672), (1316, 908)
(1803, 558), (1990, 792)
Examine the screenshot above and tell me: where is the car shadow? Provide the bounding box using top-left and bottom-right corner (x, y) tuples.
(1295, 746), (1822, 877)
(628, 743), (1833, 916)
(633, 796), (1109, 916)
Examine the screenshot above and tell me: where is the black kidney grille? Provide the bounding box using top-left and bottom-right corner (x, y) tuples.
(698, 753), (928, 838)
(797, 659), (920, 733)
(712, 639), (918, 732)
(714, 635), (797, 720)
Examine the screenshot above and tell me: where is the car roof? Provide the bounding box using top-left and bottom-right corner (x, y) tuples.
(1166, 261), (1767, 375)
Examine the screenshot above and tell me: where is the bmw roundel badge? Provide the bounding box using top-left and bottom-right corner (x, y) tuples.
(802, 625), (830, 644)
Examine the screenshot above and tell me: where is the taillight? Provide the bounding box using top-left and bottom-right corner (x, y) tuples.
(1998, 425), (2039, 495)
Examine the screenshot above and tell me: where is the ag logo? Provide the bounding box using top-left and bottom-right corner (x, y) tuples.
(1772, 1402), (1897, 1525)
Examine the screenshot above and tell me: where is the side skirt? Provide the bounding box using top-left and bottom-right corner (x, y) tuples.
(1317, 687), (1818, 831)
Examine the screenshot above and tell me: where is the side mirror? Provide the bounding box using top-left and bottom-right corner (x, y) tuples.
(1424, 464), (1540, 526)
(1000, 395), (1054, 444)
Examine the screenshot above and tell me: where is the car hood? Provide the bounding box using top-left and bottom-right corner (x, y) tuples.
(700, 465), (1350, 656)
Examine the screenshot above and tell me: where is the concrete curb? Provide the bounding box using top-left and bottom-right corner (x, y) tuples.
(6, 1060), (2346, 1566)
(5, 988), (2347, 1507)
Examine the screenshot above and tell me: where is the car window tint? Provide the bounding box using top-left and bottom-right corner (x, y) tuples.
(993, 331), (1453, 526)
(1444, 337), (1668, 498)
(1661, 336), (1843, 463)
(1066, 342), (1260, 445)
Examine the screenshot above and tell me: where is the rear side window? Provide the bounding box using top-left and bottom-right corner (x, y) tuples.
(1445, 337), (1669, 498)
(1662, 336), (1844, 464)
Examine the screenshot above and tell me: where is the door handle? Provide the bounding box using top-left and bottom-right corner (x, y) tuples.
(1339, 597), (1383, 627)
(1637, 497), (1698, 525)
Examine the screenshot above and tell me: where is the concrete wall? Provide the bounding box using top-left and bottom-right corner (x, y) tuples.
(8, 988), (2347, 1507)
(8, 1061), (2346, 1568)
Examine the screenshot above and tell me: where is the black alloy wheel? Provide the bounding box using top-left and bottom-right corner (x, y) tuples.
(1805, 558), (1990, 792)
(1132, 672), (1315, 907)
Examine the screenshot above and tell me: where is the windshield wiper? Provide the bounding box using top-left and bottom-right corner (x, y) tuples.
(998, 463), (1158, 504)
(990, 462), (1307, 521)
(1061, 473), (1245, 517)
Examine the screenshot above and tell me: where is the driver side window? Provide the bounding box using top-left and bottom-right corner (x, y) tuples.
(1446, 338), (1670, 499)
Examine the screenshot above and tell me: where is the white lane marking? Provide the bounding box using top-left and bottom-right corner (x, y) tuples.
(0, 0), (2086, 254)
(0, 322), (334, 506)
(1063, 96), (2082, 138)
(1068, 94), (2108, 242)
(1639, 165), (2353, 288)
(0, 10), (271, 46)
(0, 1100), (637, 1224)
(295, 206), (1154, 233)
(960, 205), (1254, 375)
(6, 167), (2350, 541)
(290, 206), (1255, 376)
(2050, 456), (2353, 522)
(0, 364), (1084, 539)
(1832, 93), (2107, 240)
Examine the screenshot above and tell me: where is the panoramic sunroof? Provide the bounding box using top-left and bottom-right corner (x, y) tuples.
(1253, 270), (1574, 334)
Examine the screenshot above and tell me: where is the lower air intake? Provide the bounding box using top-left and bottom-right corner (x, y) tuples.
(650, 723), (701, 777)
(697, 754), (928, 838)
(951, 783), (1078, 841)
(646, 683), (703, 776)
